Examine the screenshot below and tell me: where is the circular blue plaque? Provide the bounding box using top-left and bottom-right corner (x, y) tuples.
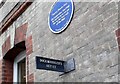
(48, 0), (74, 33)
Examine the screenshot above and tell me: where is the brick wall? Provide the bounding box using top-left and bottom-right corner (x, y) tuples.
(116, 28), (120, 51)
(2, 36), (11, 57)
(26, 35), (33, 82)
(0, 23), (34, 83)
(29, 1), (118, 82)
(0, 0), (119, 83)
(2, 59), (13, 82)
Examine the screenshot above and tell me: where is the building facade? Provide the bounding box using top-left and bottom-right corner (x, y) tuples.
(0, 0), (119, 83)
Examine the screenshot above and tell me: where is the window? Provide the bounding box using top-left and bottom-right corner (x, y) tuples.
(18, 58), (26, 83)
(13, 51), (26, 83)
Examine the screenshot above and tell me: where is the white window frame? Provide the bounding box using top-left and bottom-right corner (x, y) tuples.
(13, 50), (26, 82)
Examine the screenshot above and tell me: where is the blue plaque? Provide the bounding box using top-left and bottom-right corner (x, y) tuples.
(48, 0), (74, 33)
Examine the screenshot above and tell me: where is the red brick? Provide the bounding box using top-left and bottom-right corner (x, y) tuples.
(0, 60), (2, 83)
(15, 23), (28, 45)
(1, 23), (32, 83)
(27, 73), (34, 82)
(115, 28), (120, 38)
(118, 46), (120, 51)
(25, 35), (33, 56)
(2, 59), (13, 82)
(117, 37), (120, 46)
(0, 2), (32, 35)
(2, 36), (11, 57)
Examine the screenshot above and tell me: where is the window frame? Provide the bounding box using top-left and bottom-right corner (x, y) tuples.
(13, 50), (26, 82)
